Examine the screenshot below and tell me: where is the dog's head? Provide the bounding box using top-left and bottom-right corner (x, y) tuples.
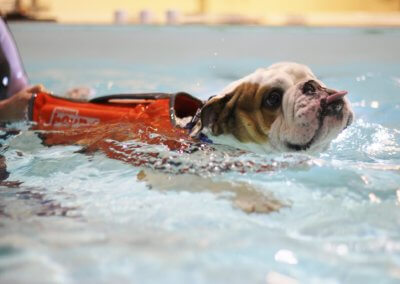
(190, 62), (354, 152)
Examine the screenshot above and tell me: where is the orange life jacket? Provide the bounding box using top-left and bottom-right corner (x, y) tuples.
(28, 92), (204, 152)
(29, 91), (203, 130)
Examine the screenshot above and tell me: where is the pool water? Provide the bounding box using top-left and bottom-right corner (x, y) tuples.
(1, 24), (400, 283)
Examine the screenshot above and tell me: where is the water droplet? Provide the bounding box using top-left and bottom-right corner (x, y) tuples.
(336, 244), (349, 256)
(370, 101), (379, 109)
(356, 75), (366, 82)
(368, 193), (381, 204)
(274, 249), (298, 265)
(361, 175), (369, 185)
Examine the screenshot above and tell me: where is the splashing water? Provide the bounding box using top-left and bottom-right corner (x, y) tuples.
(0, 24), (400, 284)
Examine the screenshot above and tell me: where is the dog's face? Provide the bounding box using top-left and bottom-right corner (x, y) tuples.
(191, 62), (353, 152)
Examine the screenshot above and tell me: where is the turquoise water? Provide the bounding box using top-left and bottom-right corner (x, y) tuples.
(1, 23), (400, 283)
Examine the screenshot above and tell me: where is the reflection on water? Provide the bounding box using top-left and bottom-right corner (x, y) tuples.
(0, 24), (400, 284)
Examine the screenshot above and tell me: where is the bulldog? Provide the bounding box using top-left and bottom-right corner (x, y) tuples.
(189, 62), (354, 153)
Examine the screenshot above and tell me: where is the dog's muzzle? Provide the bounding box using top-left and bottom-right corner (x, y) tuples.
(285, 86), (352, 152)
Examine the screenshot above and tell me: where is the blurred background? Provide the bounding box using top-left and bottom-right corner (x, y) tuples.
(1, 0), (400, 26)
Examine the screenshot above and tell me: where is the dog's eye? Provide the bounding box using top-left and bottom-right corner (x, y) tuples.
(303, 81), (316, 94)
(262, 89), (283, 109)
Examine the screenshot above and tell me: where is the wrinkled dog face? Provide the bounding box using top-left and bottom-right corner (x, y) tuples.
(190, 62), (353, 152)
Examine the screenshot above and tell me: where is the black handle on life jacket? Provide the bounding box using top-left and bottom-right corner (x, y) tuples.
(89, 93), (172, 103)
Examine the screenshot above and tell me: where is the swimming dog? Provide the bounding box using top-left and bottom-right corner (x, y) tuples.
(42, 62), (353, 154)
(31, 62), (354, 214)
(189, 62), (353, 153)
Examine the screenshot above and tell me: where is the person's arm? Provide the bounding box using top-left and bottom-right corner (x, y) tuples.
(0, 84), (43, 122)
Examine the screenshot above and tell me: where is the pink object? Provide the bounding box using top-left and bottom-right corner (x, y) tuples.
(0, 18), (28, 99)
(326, 90), (348, 104)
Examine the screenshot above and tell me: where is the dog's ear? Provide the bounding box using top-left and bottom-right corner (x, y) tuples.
(189, 93), (232, 138)
(189, 83), (259, 139)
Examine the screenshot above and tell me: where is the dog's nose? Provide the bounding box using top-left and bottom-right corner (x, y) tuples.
(322, 89), (348, 116)
(326, 90), (348, 105)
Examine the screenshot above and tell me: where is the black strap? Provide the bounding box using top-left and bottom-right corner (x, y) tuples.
(89, 93), (172, 103)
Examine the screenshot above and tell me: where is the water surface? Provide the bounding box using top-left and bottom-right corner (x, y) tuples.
(1, 24), (400, 283)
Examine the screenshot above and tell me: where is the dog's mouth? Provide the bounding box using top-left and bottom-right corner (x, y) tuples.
(285, 88), (351, 152)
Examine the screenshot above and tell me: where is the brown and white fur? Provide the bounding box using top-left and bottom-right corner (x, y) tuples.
(190, 62), (354, 153)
